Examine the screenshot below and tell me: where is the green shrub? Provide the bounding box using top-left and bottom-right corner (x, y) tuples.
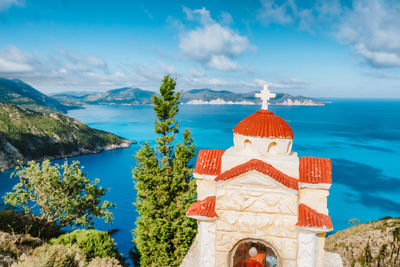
(13, 244), (86, 267)
(0, 210), (63, 240)
(49, 230), (120, 262)
(0, 231), (41, 259)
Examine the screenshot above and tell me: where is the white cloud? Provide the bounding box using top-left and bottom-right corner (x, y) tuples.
(115, 72), (125, 77)
(59, 49), (107, 71)
(179, 23), (249, 61)
(179, 75), (227, 89)
(0, 46), (34, 72)
(337, 0), (400, 68)
(183, 6), (214, 25)
(86, 56), (106, 68)
(257, 0), (342, 31)
(58, 68), (67, 74)
(257, 0), (294, 25)
(179, 7), (251, 71)
(0, 0), (24, 11)
(190, 68), (206, 77)
(0, 46), (134, 91)
(363, 69), (400, 79)
(207, 55), (239, 71)
(218, 11), (233, 25)
(257, 0), (400, 68)
(0, 58), (32, 72)
(280, 77), (308, 86)
(0, 45), (307, 94)
(251, 78), (306, 89)
(159, 62), (178, 75)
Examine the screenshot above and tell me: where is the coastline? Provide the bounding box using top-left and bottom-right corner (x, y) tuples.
(72, 100), (327, 108)
(0, 139), (135, 173)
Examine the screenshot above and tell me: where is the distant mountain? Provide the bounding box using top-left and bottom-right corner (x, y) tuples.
(0, 102), (133, 172)
(54, 87), (325, 106)
(182, 89), (324, 105)
(181, 89), (256, 104)
(0, 78), (74, 113)
(53, 87), (154, 106)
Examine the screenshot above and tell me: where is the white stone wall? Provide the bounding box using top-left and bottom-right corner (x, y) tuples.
(297, 230), (317, 267)
(214, 173), (299, 266)
(299, 188), (329, 214)
(199, 221), (216, 267)
(233, 133), (293, 156)
(196, 179), (216, 200)
(316, 233), (326, 267)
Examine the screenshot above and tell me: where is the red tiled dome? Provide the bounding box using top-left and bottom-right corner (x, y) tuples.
(233, 110), (294, 138)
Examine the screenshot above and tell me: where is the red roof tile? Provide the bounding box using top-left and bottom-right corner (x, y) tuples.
(193, 149), (224, 176)
(233, 110), (294, 138)
(296, 204), (333, 231)
(215, 159), (298, 190)
(299, 157), (332, 184)
(186, 196), (218, 220)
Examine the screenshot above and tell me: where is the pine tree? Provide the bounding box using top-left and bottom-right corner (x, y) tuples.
(132, 75), (197, 266)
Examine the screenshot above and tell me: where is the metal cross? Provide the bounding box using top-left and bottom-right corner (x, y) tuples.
(255, 84), (276, 110)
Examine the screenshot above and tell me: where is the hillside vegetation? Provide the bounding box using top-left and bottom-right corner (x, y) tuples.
(0, 78), (72, 113)
(0, 210), (125, 266)
(54, 87), (154, 106)
(326, 217), (400, 267)
(0, 102), (133, 172)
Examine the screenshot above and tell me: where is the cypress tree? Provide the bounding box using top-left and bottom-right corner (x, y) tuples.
(133, 75), (197, 266)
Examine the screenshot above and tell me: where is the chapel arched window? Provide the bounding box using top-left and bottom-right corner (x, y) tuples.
(231, 239), (279, 267)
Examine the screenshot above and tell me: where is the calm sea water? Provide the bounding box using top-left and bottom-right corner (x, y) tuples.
(1, 100), (400, 260)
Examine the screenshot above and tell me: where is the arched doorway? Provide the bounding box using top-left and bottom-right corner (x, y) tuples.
(231, 239), (279, 267)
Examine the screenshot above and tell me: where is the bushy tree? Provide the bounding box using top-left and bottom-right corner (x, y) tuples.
(3, 160), (115, 229)
(132, 75), (197, 266)
(50, 229), (122, 263)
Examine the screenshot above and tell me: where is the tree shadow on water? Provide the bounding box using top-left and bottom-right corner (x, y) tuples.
(332, 158), (400, 213)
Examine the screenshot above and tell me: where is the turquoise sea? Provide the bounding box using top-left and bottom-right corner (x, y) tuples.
(1, 100), (400, 260)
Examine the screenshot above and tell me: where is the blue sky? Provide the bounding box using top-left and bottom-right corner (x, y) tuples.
(1, 0), (400, 97)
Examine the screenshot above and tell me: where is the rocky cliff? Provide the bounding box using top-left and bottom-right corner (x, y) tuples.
(325, 217), (400, 267)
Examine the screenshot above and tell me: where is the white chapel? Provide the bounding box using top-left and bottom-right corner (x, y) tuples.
(181, 85), (341, 267)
